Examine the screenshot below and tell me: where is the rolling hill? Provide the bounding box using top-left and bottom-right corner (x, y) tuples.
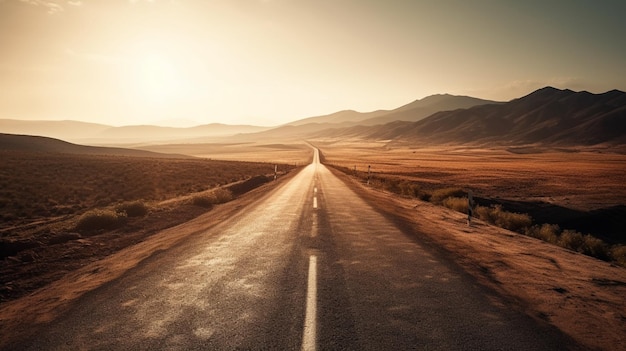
(310, 87), (626, 146)
(0, 120), (269, 144)
(0, 133), (192, 158)
(285, 94), (499, 127)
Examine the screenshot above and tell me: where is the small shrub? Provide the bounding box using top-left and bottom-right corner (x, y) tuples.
(213, 188), (233, 203)
(526, 224), (560, 244)
(581, 234), (609, 261)
(442, 197), (469, 213)
(558, 230), (585, 252)
(430, 188), (465, 204)
(191, 188), (233, 208)
(192, 195), (216, 208)
(75, 209), (126, 232)
(610, 245), (626, 267)
(116, 201), (149, 217)
(475, 205), (532, 233)
(475, 205), (496, 223)
(383, 179), (398, 193)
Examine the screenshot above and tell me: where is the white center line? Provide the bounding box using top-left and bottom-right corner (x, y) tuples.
(313, 197), (317, 209)
(302, 255), (318, 351)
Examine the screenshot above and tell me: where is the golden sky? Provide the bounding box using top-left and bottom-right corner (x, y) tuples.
(1, 0), (625, 127)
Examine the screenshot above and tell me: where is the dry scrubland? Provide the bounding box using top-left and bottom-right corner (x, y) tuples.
(317, 142), (626, 266)
(138, 142), (313, 166)
(0, 150), (297, 302)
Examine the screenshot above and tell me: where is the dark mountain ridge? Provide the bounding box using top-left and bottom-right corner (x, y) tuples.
(284, 94), (499, 127)
(313, 87), (626, 146)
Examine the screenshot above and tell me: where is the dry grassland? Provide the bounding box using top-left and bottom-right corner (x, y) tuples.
(316, 142), (626, 211)
(0, 150), (298, 303)
(138, 142), (313, 166)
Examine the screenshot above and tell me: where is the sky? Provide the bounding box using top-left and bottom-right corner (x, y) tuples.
(1, 0), (625, 127)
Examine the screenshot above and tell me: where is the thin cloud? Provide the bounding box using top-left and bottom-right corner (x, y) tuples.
(19, 0), (82, 14)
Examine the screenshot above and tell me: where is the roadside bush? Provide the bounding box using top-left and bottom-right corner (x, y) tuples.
(581, 234), (610, 260)
(430, 187), (465, 204)
(558, 230), (585, 252)
(610, 245), (626, 267)
(558, 230), (610, 260)
(191, 188), (233, 208)
(525, 224), (560, 244)
(116, 201), (149, 217)
(191, 194), (216, 208)
(475, 205), (532, 233)
(442, 197), (469, 213)
(75, 209), (127, 232)
(213, 188), (233, 203)
(382, 178), (402, 194)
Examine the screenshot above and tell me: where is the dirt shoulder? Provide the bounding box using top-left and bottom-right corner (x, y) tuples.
(332, 167), (626, 351)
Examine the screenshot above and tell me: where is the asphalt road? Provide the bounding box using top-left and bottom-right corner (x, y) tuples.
(9, 148), (572, 350)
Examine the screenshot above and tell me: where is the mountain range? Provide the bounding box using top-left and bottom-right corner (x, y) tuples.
(1, 87), (625, 147)
(0, 120), (270, 144)
(304, 87), (626, 146)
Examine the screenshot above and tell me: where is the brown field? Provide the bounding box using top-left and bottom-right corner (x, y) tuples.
(1, 142), (625, 350)
(0, 149), (300, 303)
(137, 141), (313, 165)
(316, 141), (626, 211)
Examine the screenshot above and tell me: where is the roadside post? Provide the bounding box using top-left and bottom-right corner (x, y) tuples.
(274, 164), (277, 181)
(467, 190), (474, 226)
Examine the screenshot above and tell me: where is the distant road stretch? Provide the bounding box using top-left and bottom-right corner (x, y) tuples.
(10, 148), (569, 350)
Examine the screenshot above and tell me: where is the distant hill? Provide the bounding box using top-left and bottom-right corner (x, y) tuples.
(285, 94), (499, 127)
(0, 133), (193, 158)
(360, 94), (500, 125)
(0, 120), (270, 144)
(0, 120), (111, 142)
(311, 87), (626, 146)
(286, 110), (389, 126)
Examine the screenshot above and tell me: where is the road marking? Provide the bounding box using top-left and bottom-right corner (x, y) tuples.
(313, 197), (317, 209)
(302, 255), (317, 351)
(314, 187), (317, 193)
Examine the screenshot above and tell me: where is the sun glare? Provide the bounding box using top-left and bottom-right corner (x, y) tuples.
(130, 53), (183, 104)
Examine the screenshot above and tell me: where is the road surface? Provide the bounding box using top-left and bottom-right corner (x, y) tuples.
(7, 148), (571, 350)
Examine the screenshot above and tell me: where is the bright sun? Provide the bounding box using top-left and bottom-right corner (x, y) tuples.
(130, 53), (183, 104)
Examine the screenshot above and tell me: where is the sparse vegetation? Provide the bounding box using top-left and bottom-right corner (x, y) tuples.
(441, 196), (469, 213)
(191, 188), (233, 208)
(328, 162), (626, 267)
(0, 150), (287, 227)
(75, 209), (127, 232)
(526, 224), (560, 244)
(610, 245), (626, 267)
(116, 201), (149, 217)
(430, 188), (466, 204)
(474, 205), (533, 233)
(0, 149), (294, 304)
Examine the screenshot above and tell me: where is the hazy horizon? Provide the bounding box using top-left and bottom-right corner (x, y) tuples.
(1, 0), (625, 127)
